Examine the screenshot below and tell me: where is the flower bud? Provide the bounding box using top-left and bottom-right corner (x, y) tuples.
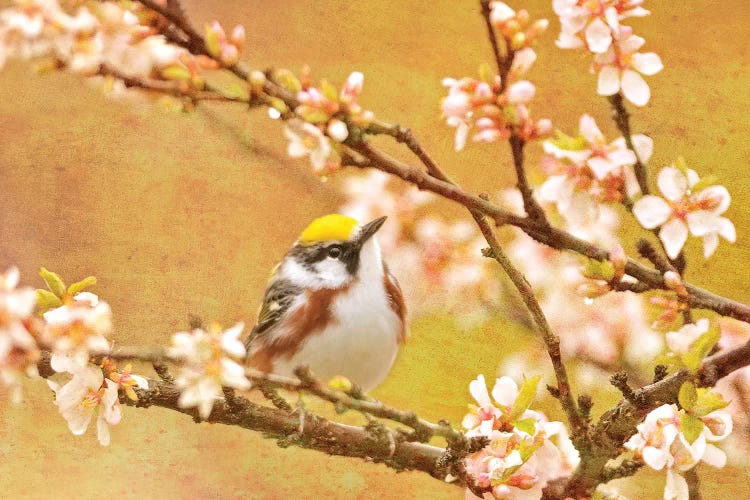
(609, 243), (627, 281)
(230, 25), (246, 48)
(664, 270), (688, 298)
(506, 80), (535, 104)
(249, 70), (266, 87)
(511, 31), (527, 50)
(490, 2), (515, 26)
(326, 119), (349, 143)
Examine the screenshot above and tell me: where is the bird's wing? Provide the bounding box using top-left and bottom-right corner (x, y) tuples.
(244, 276), (303, 352)
(383, 263), (407, 343)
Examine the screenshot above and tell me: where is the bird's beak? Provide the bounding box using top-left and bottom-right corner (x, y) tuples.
(354, 216), (387, 248)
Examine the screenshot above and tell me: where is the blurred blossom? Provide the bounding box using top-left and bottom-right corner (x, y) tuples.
(500, 191), (661, 380)
(540, 114), (650, 225)
(0, 267), (40, 403)
(339, 172), (501, 321)
(633, 166), (735, 259)
(169, 322), (250, 419)
(0, 0), (208, 93)
(284, 118), (335, 174)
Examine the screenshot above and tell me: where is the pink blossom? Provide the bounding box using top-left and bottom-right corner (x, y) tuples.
(553, 0), (650, 53)
(594, 33), (663, 106)
(633, 166), (735, 259)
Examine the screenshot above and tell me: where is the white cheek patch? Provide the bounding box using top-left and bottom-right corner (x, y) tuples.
(280, 256), (349, 290)
(312, 259), (350, 288)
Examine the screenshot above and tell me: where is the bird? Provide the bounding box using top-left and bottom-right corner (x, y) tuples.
(244, 213), (407, 393)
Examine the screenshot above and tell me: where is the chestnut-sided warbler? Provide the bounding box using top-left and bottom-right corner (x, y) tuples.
(244, 214), (406, 392)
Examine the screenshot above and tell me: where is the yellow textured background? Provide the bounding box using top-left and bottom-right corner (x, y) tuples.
(0, 1), (749, 498)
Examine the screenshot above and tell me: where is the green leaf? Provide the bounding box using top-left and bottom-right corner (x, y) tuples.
(268, 97), (289, 114)
(551, 130), (588, 151)
(225, 83), (250, 100)
(320, 79), (339, 102)
(204, 24), (221, 57)
(690, 175), (718, 193)
(161, 65), (191, 82)
(296, 106), (330, 124)
(681, 413), (704, 444)
(509, 375), (541, 421)
(39, 267), (66, 298)
(513, 418), (537, 436)
(36, 289), (62, 312)
(275, 69), (302, 93)
(678, 381), (697, 411)
(478, 62), (493, 84)
(692, 388), (730, 417)
(681, 327), (721, 371)
(67, 276), (96, 296)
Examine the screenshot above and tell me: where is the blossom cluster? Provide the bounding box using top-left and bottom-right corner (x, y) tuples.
(625, 400), (732, 500)
(441, 3), (551, 151)
(539, 114), (652, 225)
(553, 0), (662, 106)
(0, 0), (236, 94)
(169, 322), (251, 419)
(278, 70), (374, 174)
(462, 375), (579, 499)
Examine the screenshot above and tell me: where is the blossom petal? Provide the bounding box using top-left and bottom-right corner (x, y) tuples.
(658, 167), (688, 201)
(659, 218), (689, 259)
(491, 376), (518, 407)
(697, 185), (731, 214)
(97, 414), (111, 446)
(632, 52), (664, 76)
(469, 375), (492, 407)
(579, 114), (603, 144)
(642, 446), (669, 470)
(701, 444), (726, 468)
(686, 210), (719, 236)
(633, 196), (672, 228)
(585, 18), (613, 54)
(621, 69), (650, 106)
(631, 134), (654, 163)
(665, 469), (689, 500)
(717, 217), (736, 242)
(597, 66), (620, 96)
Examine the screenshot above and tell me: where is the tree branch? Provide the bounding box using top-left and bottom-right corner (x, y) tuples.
(38, 352), (462, 482)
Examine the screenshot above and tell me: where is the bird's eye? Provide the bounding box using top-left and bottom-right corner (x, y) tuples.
(327, 245), (342, 259)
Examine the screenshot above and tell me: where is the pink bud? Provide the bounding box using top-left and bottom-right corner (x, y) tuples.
(664, 271), (688, 297)
(609, 243), (627, 279)
(230, 25), (246, 48)
(341, 71), (364, 100)
(490, 2), (516, 26)
(441, 92), (470, 118)
(326, 119), (349, 143)
(507, 81), (535, 104)
(534, 118), (552, 137)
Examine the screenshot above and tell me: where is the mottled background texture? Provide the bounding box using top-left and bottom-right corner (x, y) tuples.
(0, 0), (749, 498)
